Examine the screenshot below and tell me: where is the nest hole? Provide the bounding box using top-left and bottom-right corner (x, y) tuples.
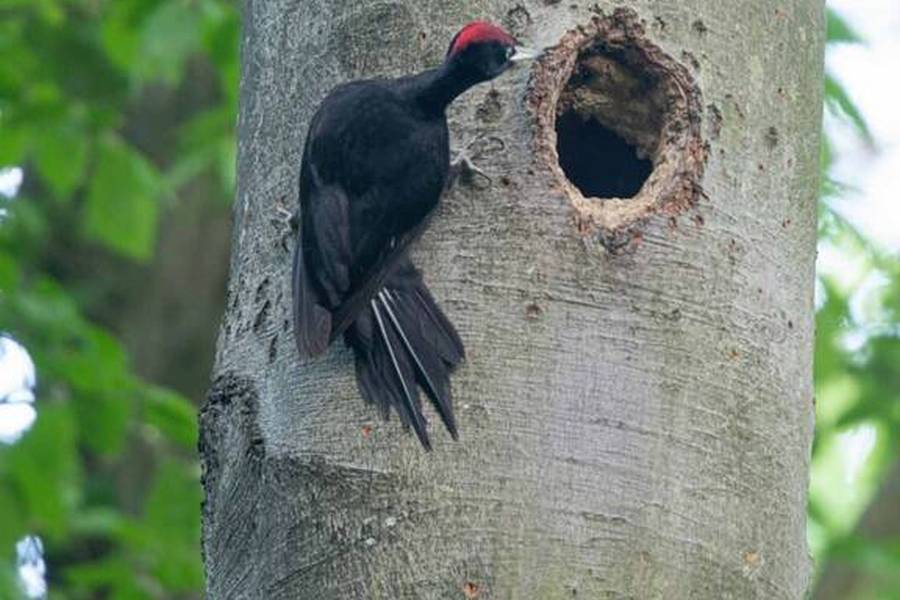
(529, 8), (706, 243)
(556, 46), (667, 201)
(556, 109), (653, 198)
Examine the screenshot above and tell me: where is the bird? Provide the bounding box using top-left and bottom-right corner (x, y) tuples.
(292, 22), (537, 449)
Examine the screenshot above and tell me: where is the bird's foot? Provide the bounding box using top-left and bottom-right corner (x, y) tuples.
(449, 154), (491, 190)
(272, 196), (299, 252)
(448, 134), (494, 190)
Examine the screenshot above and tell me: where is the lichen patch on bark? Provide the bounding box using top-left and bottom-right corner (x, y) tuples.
(527, 7), (707, 251)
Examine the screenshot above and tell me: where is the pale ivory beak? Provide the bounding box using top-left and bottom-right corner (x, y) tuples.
(511, 46), (540, 62)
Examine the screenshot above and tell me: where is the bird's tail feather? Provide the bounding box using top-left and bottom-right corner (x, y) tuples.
(370, 296), (431, 446)
(348, 266), (464, 448)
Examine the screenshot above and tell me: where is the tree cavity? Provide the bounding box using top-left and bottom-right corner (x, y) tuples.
(529, 8), (707, 250)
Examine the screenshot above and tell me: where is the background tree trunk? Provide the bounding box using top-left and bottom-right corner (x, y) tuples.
(200, 1), (823, 598)
(813, 461), (900, 599)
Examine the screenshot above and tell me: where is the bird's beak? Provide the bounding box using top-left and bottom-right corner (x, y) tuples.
(511, 46), (540, 62)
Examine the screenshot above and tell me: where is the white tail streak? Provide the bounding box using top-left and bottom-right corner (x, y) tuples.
(370, 297), (428, 443)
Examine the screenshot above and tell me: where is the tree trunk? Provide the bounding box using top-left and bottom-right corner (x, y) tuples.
(200, 1), (823, 598)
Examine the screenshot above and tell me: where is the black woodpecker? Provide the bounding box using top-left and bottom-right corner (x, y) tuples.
(292, 22), (537, 449)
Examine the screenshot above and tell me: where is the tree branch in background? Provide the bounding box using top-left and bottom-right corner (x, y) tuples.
(814, 460), (900, 599)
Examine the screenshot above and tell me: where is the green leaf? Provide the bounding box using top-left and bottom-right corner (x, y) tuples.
(826, 8), (863, 44)
(825, 73), (873, 143)
(101, 2), (142, 73)
(142, 385), (197, 449)
(136, 0), (203, 84)
(62, 327), (135, 456)
(0, 566), (19, 600)
(830, 535), (900, 580)
(816, 278), (848, 343)
(171, 105), (236, 194)
(84, 135), (161, 261)
(141, 459), (203, 591)
(33, 123), (89, 199)
(0, 126), (29, 165)
(201, 2), (241, 106)
(2, 404), (81, 542)
(12, 276), (83, 342)
(0, 485), (25, 553)
(65, 556), (155, 599)
(34, 0), (65, 26)
(0, 252), (21, 291)
(69, 508), (128, 539)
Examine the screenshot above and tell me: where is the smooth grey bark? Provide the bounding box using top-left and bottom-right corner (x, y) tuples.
(201, 1), (823, 598)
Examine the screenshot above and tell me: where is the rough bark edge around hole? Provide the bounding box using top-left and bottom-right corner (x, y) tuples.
(526, 7), (708, 253)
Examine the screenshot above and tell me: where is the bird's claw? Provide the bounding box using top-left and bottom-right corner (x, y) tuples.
(448, 134), (496, 190)
(272, 196), (299, 252)
(448, 154), (492, 190)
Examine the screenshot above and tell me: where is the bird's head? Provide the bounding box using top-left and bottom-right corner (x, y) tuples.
(445, 22), (538, 82)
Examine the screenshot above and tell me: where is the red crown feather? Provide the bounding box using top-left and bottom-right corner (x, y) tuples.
(447, 22), (515, 57)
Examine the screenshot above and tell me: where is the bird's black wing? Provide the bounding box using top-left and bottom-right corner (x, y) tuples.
(292, 233), (332, 358)
(292, 101), (355, 357)
(327, 212), (433, 342)
(293, 82), (448, 358)
(292, 172), (352, 357)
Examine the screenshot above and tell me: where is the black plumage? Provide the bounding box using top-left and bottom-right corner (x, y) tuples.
(292, 22), (533, 448)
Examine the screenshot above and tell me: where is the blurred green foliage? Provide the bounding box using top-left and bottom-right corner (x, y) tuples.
(0, 0), (238, 596)
(0, 2), (898, 598)
(809, 8), (900, 599)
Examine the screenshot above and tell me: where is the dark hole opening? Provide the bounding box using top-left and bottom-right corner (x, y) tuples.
(556, 109), (653, 199)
